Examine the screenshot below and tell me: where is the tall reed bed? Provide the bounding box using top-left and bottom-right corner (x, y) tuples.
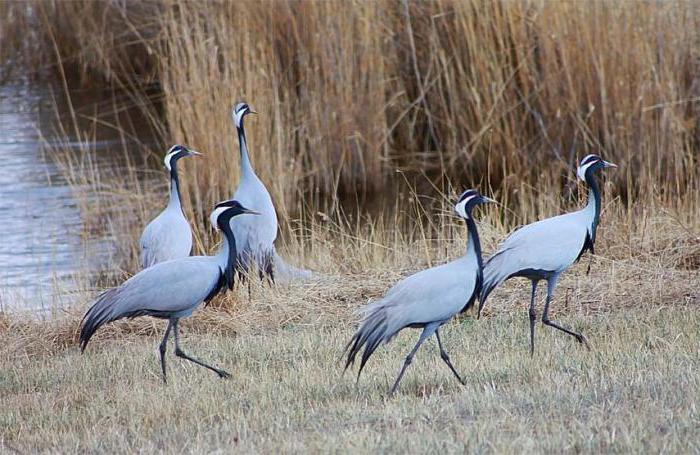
(3, 0), (699, 273)
(156, 0), (700, 217)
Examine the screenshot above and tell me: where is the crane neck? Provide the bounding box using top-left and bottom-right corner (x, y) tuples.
(237, 126), (255, 179)
(464, 215), (484, 302)
(168, 162), (183, 211)
(584, 172), (601, 243)
(465, 216), (484, 272)
(217, 222), (238, 291)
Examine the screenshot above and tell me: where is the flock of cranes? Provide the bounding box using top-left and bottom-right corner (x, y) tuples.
(79, 102), (617, 394)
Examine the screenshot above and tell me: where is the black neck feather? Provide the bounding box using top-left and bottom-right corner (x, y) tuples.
(220, 220), (238, 290)
(466, 215), (484, 300)
(465, 216), (484, 271)
(237, 126), (246, 153)
(459, 214), (484, 313)
(585, 170), (601, 244)
(169, 161), (182, 206)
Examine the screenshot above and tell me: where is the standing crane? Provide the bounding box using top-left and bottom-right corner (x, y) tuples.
(344, 190), (493, 396)
(81, 200), (259, 382)
(139, 145), (201, 269)
(479, 154), (617, 355)
(229, 102), (278, 283)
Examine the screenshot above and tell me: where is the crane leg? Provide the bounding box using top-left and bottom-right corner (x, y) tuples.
(265, 259), (275, 285)
(259, 253), (275, 285)
(172, 320), (232, 379)
(389, 324), (437, 396)
(542, 277), (591, 350)
(159, 320), (174, 383)
(237, 266), (252, 302)
(529, 280), (538, 357)
(435, 329), (465, 385)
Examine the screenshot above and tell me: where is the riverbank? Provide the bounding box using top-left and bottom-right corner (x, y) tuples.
(2, 0), (698, 308)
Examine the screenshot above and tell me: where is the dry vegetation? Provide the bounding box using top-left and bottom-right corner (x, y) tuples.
(1, 0), (699, 453)
(2, 288), (699, 452)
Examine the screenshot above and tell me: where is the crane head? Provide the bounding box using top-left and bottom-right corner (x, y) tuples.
(210, 199), (260, 231)
(232, 102), (258, 129)
(577, 154), (617, 181)
(163, 145), (202, 170)
(454, 189), (494, 219)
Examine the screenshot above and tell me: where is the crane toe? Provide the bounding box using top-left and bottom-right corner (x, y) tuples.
(216, 370), (232, 379)
(576, 334), (592, 350)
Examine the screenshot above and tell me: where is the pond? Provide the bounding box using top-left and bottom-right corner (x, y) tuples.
(0, 75), (157, 314)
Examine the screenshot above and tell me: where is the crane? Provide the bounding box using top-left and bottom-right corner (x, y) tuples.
(81, 200), (259, 382)
(230, 102), (278, 283)
(344, 189), (493, 395)
(479, 154), (617, 355)
(139, 145), (201, 268)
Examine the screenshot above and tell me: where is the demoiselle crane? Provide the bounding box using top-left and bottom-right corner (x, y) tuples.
(479, 154), (617, 355)
(230, 102), (278, 283)
(139, 145), (201, 269)
(80, 200), (259, 382)
(344, 189), (493, 396)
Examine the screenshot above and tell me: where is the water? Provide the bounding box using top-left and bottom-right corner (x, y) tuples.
(0, 77), (156, 314)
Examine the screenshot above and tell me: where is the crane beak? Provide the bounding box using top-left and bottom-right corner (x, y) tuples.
(249, 110), (258, 115)
(603, 160), (617, 168)
(189, 150), (203, 157)
(243, 208), (261, 215)
(481, 196), (497, 204)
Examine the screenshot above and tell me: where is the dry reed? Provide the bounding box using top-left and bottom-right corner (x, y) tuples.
(4, 1), (697, 214)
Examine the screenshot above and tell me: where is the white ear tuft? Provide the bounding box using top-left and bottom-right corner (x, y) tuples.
(455, 195), (476, 219)
(577, 160), (596, 181)
(164, 148), (179, 171)
(210, 206), (228, 231)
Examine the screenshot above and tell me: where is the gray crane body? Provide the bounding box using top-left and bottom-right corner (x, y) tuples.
(139, 146), (200, 269)
(83, 254), (226, 327)
(482, 199), (596, 287)
(345, 190), (492, 395)
(361, 244), (480, 334)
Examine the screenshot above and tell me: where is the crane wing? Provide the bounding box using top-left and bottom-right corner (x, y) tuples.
(139, 207), (192, 268)
(363, 259), (477, 332)
(80, 256), (221, 350)
(482, 211), (588, 301)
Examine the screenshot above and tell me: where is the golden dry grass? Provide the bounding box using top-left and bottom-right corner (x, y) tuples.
(4, 0), (699, 272)
(2, 296), (699, 452)
(155, 0), (700, 232)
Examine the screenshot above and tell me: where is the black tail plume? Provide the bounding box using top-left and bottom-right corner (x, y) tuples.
(343, 310), (390, 381)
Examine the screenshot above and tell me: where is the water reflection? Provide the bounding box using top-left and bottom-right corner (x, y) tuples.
(0, 77), (156, 314)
